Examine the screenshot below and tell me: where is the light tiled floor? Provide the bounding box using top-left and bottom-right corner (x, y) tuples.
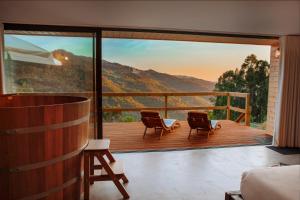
(90, 146), (300, 200)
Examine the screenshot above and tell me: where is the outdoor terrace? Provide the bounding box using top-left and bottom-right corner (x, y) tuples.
(104, 120), (272, 152)
(102, 92), (272, 152)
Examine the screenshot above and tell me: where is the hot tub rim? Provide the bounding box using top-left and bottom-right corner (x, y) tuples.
(0, 95), (91, 109)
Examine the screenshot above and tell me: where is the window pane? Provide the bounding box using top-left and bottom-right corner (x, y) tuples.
(4, 33), (94, 93)
(3, 32), (96, 138)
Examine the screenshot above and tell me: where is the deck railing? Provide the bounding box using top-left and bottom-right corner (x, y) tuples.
(102, 92), (251, 126)
(11, 91), (251, 126)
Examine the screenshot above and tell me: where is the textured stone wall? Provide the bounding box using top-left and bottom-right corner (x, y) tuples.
(266, 45), (280, 134)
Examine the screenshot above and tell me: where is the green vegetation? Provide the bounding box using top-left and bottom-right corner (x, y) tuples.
(103, 112), (139, 122)
(212, 54), (270, 123)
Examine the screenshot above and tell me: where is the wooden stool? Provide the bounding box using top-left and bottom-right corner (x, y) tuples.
(84, 139), (129, 199)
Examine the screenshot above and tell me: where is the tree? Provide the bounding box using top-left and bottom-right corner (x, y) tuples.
(213, 54), (270, 123)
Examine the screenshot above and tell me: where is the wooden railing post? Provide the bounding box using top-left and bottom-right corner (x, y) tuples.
(245, 93), (251, 126)
(227, 93), (230, 120)
(164, 95), (168, 118)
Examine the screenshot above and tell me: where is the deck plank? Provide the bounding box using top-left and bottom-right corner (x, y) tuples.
(103, 120), (272, 152)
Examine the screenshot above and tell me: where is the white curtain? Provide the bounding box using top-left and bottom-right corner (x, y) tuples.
(273, 36), (300, 147)
(0, 23), (4, 95)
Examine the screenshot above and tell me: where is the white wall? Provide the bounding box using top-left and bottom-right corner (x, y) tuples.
(0, 1), (299, 36)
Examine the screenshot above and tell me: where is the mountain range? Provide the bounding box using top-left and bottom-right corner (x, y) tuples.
(101, 59), (215, 112)
(5, 49), (215, 120)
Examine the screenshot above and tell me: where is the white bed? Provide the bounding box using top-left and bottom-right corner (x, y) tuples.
(240, 165), (300, 200)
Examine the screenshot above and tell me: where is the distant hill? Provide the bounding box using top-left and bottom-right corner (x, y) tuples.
(101, 59), (215, 114)
(102, 60), (214, 93)
(5, 49), (94, 93)
(5, 49), (215, 120)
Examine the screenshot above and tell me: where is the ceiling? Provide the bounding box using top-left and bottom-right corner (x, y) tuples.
(102, 30), (279, 46)
(5, 29), (279, 46)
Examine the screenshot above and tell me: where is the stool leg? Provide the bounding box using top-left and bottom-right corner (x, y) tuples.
(105, 150), (116, 163)
(113, 179), (130, 199)
(84, 152), (90, 200)
(122, 175), (129, 184)
(90, 153), (94, 185)
(98, 154), (130, 199)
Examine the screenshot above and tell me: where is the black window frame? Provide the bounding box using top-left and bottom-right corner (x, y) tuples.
(2, 23), (279, 139)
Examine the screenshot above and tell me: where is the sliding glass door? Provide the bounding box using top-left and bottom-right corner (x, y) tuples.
(3, 29), (98, 138)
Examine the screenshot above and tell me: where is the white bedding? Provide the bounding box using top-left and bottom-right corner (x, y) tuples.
(240, 165), (300, 200)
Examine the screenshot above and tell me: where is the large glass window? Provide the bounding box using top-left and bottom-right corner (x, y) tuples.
(3, 31), (96, 138)
(3, 32), (94, 93)
(101, 36), (271, 129)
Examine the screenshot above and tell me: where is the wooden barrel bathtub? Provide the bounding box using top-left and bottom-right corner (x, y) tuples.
(0, 95), (90, 200)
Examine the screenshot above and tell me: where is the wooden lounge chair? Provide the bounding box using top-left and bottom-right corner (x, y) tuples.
(140, 110), (180, 139)
(187, 111), (221, 139)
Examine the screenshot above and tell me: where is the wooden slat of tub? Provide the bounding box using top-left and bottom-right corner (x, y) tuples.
(0, 96), (90, 200)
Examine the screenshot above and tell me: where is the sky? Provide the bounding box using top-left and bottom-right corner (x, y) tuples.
(10, 35), (94, 57)
(102, 38), (271, 82)
(8, 35), (270, 82)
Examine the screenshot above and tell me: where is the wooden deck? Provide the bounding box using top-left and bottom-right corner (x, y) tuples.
(103, 120), (272, 152)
